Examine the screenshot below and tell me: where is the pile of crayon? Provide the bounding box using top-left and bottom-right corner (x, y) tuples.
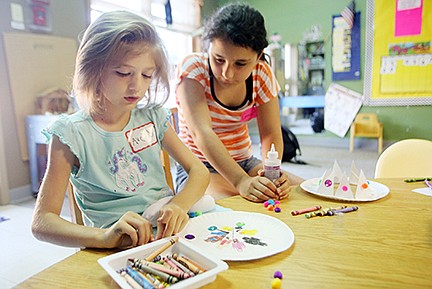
(117, 237), (206, 289)
(290, 205), (359, 219)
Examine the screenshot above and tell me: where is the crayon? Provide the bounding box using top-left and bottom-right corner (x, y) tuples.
(172, 253), (205, 274)
(145, 236), (178, 261)
(125, 266), (156, 289)
(133, 261), (179, 284)
(328, 206), (359, 216)
(120, 271), (143, 289)
(162, 256), (184, 273)
(305, 206), (347, 218)
(130, 258), (191, 279)
(137, 272), (160, 289)
(404, 177), (432, 183)
(291, 205), (322, 216)
(164, 256), (195, 277)
(425, 179), (432, 190)
(144, 273), (165, 289)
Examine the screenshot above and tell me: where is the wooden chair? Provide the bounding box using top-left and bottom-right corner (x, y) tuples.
(374, 138), (432, 178)
(67, 182), (83, 225)
(349, 113), (383, 153)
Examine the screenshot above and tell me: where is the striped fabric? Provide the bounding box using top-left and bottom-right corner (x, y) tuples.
(175, 53), (280, 162)
(341, 0), (355, 29)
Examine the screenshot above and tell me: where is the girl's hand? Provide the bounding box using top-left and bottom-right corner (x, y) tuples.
(237, 175), (279, 202)
(274, 172), (292, 200)
(155, 203), (189, 240)
(256, 170), (291, 200)
(104, 211), (153, 249)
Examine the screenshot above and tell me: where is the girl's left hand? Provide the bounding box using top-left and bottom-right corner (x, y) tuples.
(155, 203), (189, 240)
(274, 172), (291, 199)
(258, 170), (292, 200)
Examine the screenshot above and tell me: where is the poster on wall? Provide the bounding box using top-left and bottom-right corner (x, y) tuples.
(324, 83), (363, 138)
(364, 0), (432, 106)
(331, 12), (361, 81)
(28, 0), (52, 33)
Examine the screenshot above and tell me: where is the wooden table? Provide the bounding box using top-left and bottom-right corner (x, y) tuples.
(15, 179), (432, 288)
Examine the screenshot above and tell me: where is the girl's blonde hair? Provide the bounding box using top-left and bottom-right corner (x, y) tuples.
(73, 10), (170, 115)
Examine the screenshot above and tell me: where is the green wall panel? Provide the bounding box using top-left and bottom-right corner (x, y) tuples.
(204, 0), (432, 141)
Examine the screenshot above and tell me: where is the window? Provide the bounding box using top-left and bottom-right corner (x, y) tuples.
(89, 0), (202, 107)
(90, 0), (201, 65)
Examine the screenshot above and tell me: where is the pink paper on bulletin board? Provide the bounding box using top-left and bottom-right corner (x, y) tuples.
(395, 0), (423, 37)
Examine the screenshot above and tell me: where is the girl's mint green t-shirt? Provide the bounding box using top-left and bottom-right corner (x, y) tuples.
(43, 106), (173, 228)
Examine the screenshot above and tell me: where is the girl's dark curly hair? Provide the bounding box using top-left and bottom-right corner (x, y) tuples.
(202, 3), (268, 57)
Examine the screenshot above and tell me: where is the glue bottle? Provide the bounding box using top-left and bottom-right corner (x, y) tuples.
(264, 143), (281, 182)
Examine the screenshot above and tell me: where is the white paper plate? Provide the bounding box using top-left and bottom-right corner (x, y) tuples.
(300, 178), (390, 202)
(178, 211), (294, 261)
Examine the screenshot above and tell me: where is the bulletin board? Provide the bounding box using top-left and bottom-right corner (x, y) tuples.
(364, 0), (432, 106)
(3, 33), (77, 160)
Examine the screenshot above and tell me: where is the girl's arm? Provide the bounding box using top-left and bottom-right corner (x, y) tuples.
(177, 79), (278, 202)
(32, 136), (153, 249)
(156, 125), (209, 239)
(256, 97), (284, 165)
(256, 98), (304, 198)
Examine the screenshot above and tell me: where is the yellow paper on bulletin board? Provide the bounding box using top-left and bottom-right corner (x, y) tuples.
(380, 54), (432, 93)
(366, 0), (432, 106)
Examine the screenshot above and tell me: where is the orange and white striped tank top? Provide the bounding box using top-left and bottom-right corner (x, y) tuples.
(175, 53), (280, 162)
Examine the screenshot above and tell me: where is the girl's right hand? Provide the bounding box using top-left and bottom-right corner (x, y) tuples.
(237, 175), (278, 202)
(103, 211), (154, 249)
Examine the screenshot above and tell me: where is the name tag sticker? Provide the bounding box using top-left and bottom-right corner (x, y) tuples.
(125, 122), (157, 153)
(240, 106), (257, 122)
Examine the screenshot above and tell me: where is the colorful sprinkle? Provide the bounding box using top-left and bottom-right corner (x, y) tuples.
(273, 271), (283, 279)
(184, 234), (195, 240)
(208, 226), (217, 231)
(271, 278), (282, 289)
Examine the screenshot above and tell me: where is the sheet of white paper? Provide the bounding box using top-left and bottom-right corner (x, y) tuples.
(412, 188), (432, 197)
(324, 83), (363, 138)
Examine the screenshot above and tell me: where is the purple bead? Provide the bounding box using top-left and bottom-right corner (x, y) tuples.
(274, 207), (281, 213)
(274, 270), (283, 279)
(324, 179), (333, 187)
(184, 234), (195, 240)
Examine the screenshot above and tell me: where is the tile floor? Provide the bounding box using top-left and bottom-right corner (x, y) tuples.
(0, 143), (380, 288)
(0, 198), (76, 289)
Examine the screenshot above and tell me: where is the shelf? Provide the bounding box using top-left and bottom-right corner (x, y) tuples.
(280, 95), (325, 108)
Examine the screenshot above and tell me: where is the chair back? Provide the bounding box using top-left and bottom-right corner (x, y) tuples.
(352, 113), (381, 136)
(374, 138), (432, 178)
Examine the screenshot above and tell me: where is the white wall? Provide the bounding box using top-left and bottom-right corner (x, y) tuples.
(0, 0), (89, 203)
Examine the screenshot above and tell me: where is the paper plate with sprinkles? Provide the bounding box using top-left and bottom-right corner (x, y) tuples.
(300, 178), (390, 202)
(178, 211), (294, 261)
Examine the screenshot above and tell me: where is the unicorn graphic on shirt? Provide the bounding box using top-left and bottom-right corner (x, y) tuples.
(108, 148), (147, 192)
